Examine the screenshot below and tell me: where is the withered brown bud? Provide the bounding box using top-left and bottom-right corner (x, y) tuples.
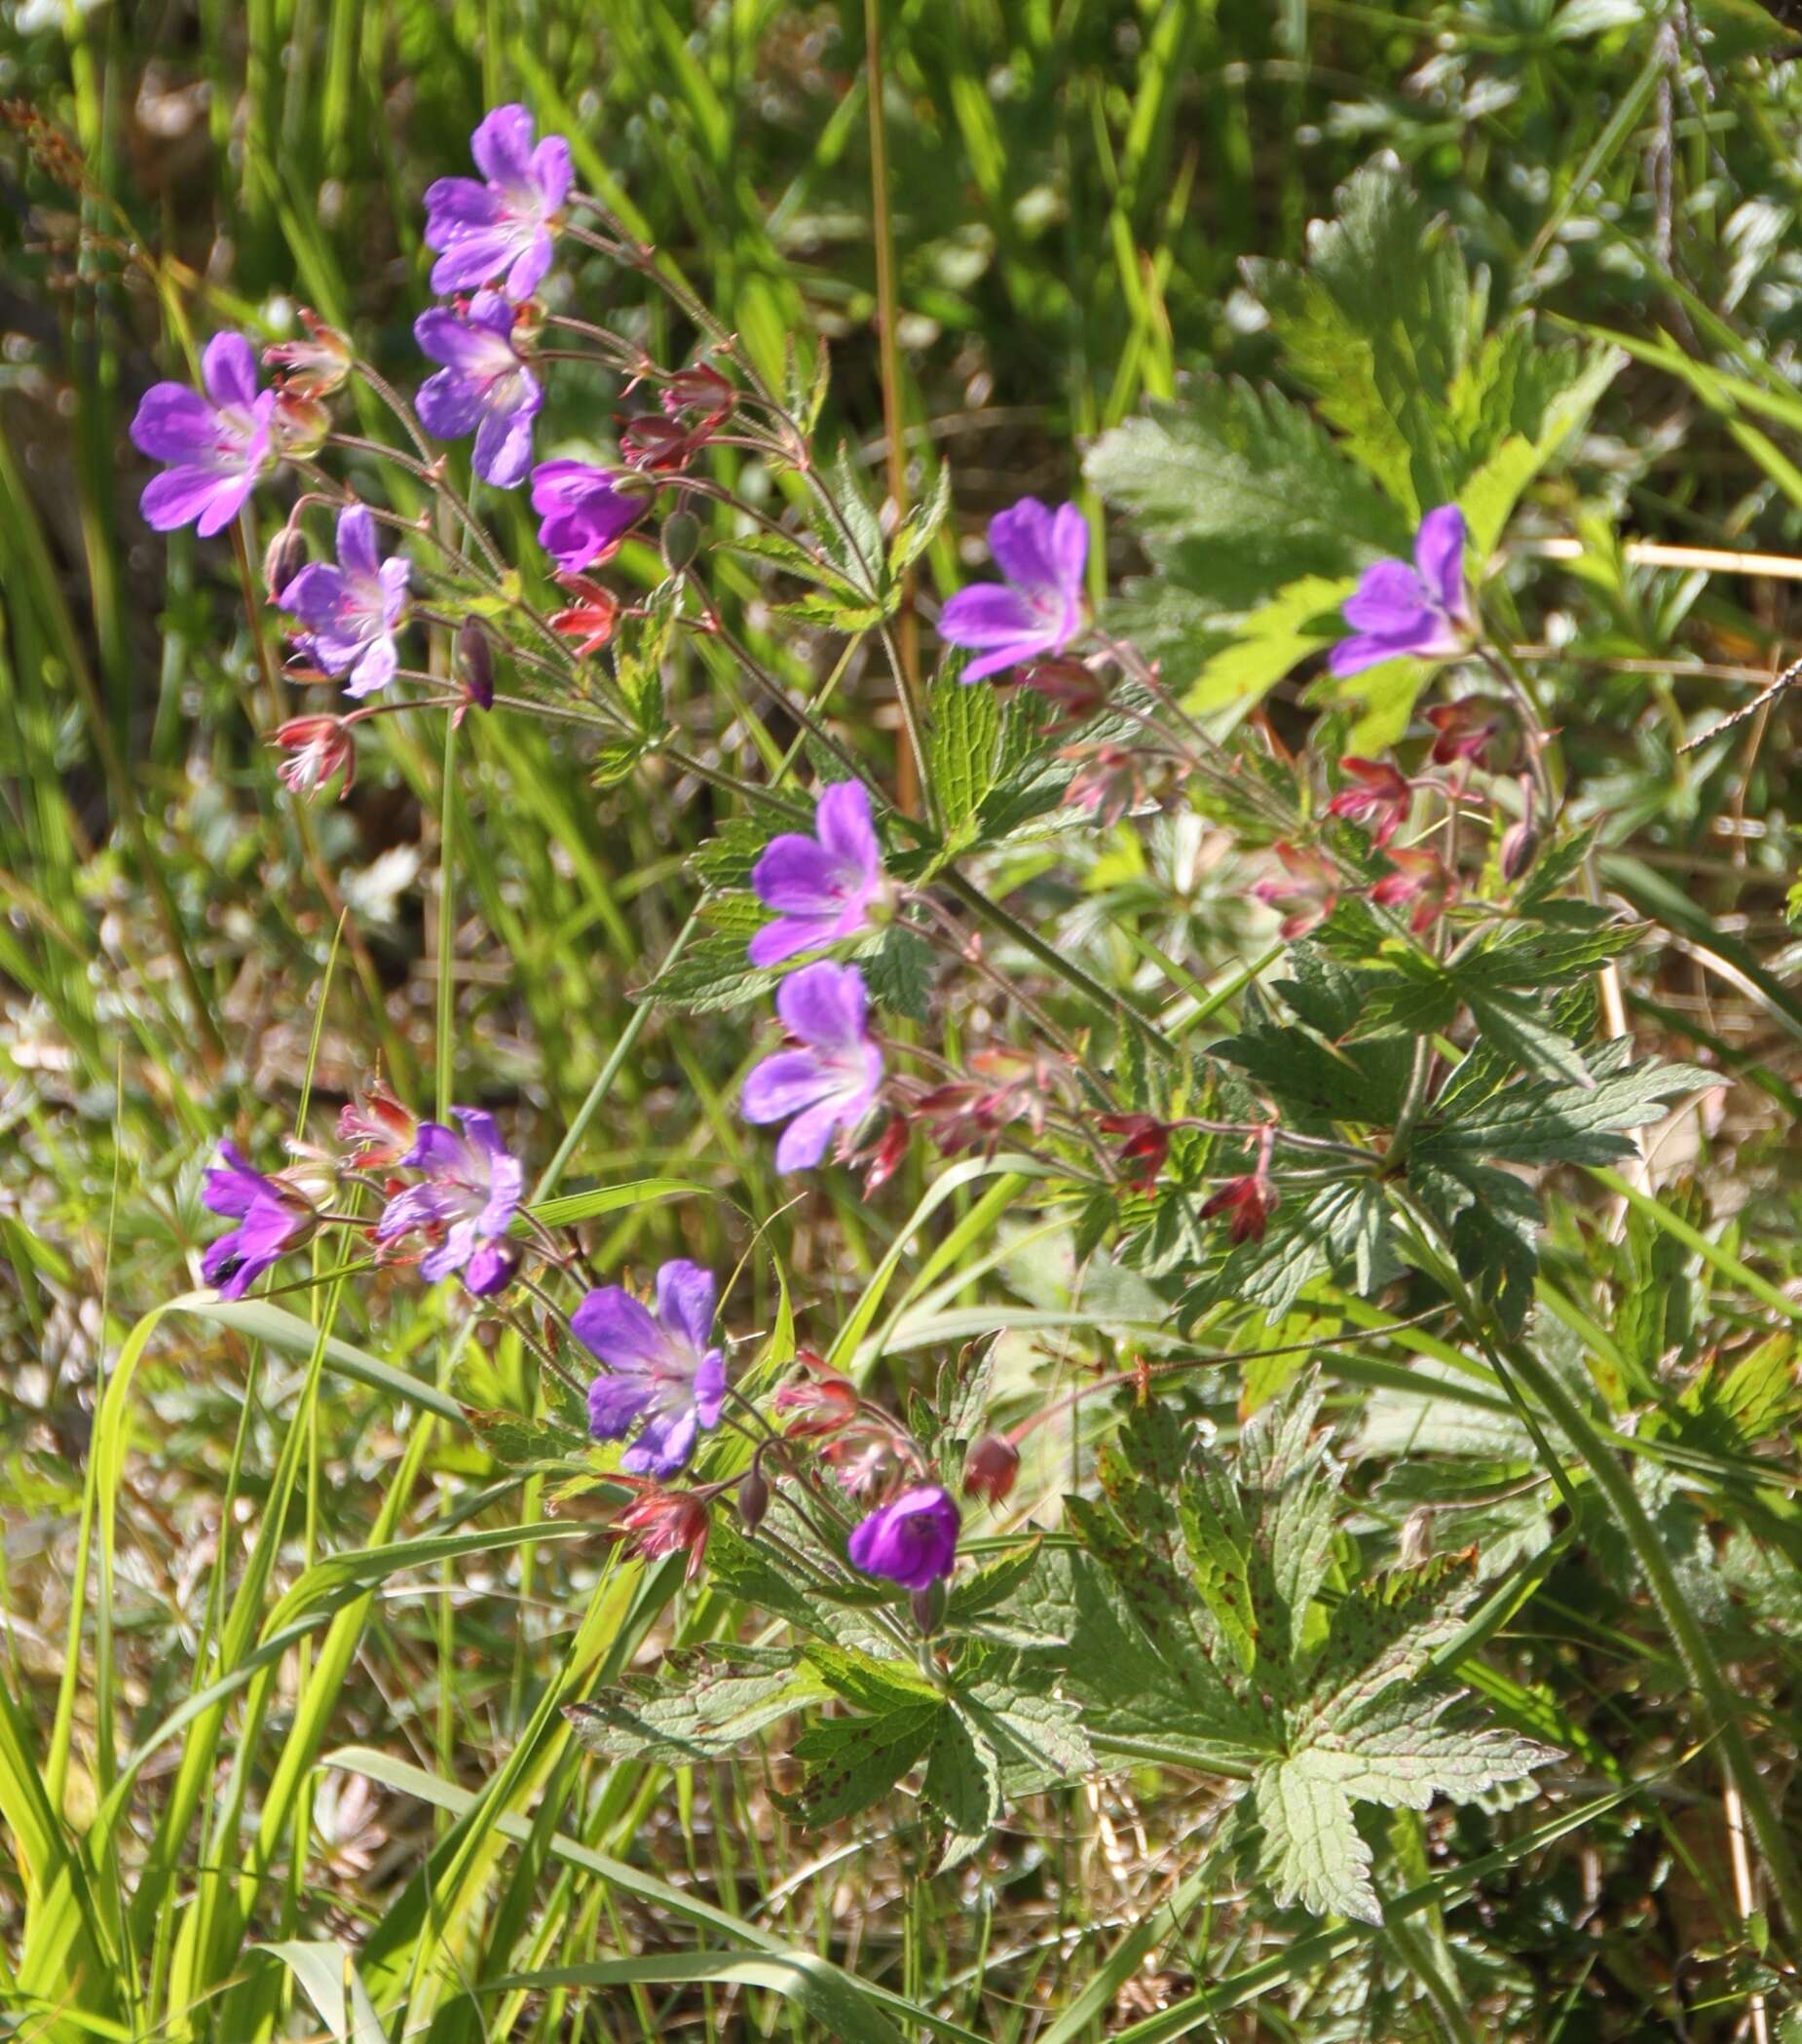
(963, 1432), (1021, 1506)
(737, 1465), (770, 1533)
(1499, 816), (1539, 883)
(263, 525), (309, 601)
(457, 619), (495, 710)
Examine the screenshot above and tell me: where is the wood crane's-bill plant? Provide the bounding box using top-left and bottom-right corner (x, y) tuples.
(132, 113), (1784, 1932)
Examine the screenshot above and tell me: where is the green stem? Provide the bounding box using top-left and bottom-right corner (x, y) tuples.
(1403, 1193), (1802, 1941)
(939, 869), (1180, 1059)
(435, 713), (458, 1120)
(530, 914), (701, 1204)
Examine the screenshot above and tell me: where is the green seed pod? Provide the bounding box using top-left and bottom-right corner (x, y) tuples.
(660, 511), (703, 574)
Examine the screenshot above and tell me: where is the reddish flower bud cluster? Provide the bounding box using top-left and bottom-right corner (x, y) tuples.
(1064, 743), (1143, 826)
(1098, 1114), (1173, 1193)
(1370, 847), (1458, 934)
(263, 309), (354, 399)
(619, 362), (735, 474)
(1325, 757), (1411, 848)
(336, 1079), (417, 1170)
(548, 576), (620, 657)
(962, 1432), (1020, 1505)
(614, 1484), (712, 1581)
(1023, 656), (1109, 727)
(914, 1049), (1060, 1159)
(1200, 1169), (1279, 1245)
(273, 715), (355, 798)
(1253, 842), (1339, 940)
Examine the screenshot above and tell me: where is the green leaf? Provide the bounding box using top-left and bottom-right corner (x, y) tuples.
(957, 1678), (1094, 1791)
(1461, 921), (1646, 988)
(1418, 1059), (1710, 1168)
(1184, 574), (1357, 716)
(565, 1646), (829, 1766)
(724, 529), (873, 606)
(944, 1542), (1042, 1631)
(1254, 1751), (1380, 1924)
(1299, 1690), (1557, 1811)
(1456, 339), (1624, 554)
(1464, 989), (1596, 1089)
(889, 462), (952, 581)
(1087, 383), (1407, 691)
(824, 446), (886, 598)
(257, 1941), (389, 2044)
(639, 900), (777, 1012)
(928, 672), (1002, 836)
(1087, 383), (1408, 604)
(803, 1643), (942, 1713)
(1214, 1017), (1408, 1125)
(862, 924), (934, 1024)
(1247, 158), (1470, 512)
(1425, 1162), (1542, 1333)
(780, 1702), (940, 1825)
(922, 1707), (1004, 1871)
(460, 1406), (592, 1469)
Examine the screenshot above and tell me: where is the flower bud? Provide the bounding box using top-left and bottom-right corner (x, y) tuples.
(737, 1464), (770, 1532)
(457, 619), (495, 711)
(962, 1432), (1020, 1506)
(862, 1114), (910, 1195)
(336, 1079), (415, 1169)
(273, 715), (354, 799)
(549, 576), (620, 658)
(1200, 1171), (1279, 1246)
(617, 1487), (711, 1582)
(661, 361), (735, 429)
(775, 1373), (858, 1438)
(262, 524), (309, 602)
(619, 413), (693, 473)
(264, 310), (353, 398)
(1500, 815), (1539, 883)
(1023, 657), (1108, 723)
(911, 1580), (947, 1635)
(660, 511), (702, 575)
(271, 390), (331, 459)
(1499, 775), (1538, 883)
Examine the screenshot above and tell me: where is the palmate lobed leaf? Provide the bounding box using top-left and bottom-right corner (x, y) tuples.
(1417, 1058), (1712, 1169)
(565, 1645), (831, 1767)
(1056, 1375), (1559, 1920)
(779, 1703), (941, 1826)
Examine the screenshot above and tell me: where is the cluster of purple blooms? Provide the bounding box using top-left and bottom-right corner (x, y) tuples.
(199, 1120), (963, 1586)
(738, 780), (891, 1173)
(168, 97), (1498, 1630)
(128, 101), (641, 724)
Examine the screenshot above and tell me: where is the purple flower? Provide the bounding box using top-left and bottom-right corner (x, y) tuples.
(529, 461), (643, 572)
(374, 1108), (523, 1295)
(424, 104), (574, 303)
(414, 290), (542, 488)
(573, 1259), (728, 1477)
(201, 1141), (315, 1301)
(276, 505), (411, 698)
(1330, 505), (1471, 678)
(938, 498), (1088, 682)
(847, 1486), (960, 1589)
(130, 333), (278, 537)
(748, 783), (888, 967)
(741, 962), (884, 1173)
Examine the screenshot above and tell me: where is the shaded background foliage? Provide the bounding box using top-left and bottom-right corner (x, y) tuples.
(5, 0), (1802, 2039)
